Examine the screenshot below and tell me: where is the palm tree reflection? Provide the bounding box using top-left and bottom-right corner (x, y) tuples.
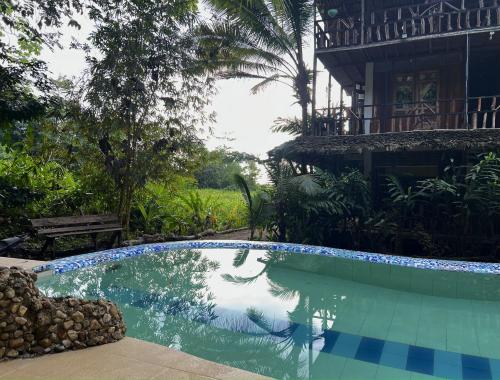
(222, 250), (347, 379)
(38, 249), (347, 379)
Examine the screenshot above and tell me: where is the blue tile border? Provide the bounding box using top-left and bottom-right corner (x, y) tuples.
(32, 240), (500, 275)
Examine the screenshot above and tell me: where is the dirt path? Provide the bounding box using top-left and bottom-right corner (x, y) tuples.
(207, 229), (252, 241)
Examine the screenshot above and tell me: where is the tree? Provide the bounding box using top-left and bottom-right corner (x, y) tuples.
(195, 147), (260, 189)
(0, 0), (83, 131)
(79, 0), (215, 232)
(197, 0), (314, 135)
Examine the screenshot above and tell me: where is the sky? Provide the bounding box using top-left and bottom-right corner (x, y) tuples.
(40, 14), (341, 162)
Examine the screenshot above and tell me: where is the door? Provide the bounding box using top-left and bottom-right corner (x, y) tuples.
(392, 70), (439, 131)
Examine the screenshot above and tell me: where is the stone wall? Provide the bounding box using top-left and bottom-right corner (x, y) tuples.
(0, 267), (126, 360)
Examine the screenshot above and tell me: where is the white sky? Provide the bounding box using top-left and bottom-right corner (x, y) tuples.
(40, 15), (341, 161)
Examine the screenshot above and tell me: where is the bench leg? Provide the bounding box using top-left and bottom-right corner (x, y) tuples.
(90, 233), (98, 250)
(109, 231), (122, 248)
(41, 238), (55, 259)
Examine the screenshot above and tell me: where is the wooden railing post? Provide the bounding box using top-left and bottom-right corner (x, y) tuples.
(492, 97), (498, 128)
(472, 97), (481, 129)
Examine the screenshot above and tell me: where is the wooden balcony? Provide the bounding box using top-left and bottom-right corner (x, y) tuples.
(312, 95), (500, 135)
(315, 0), (500, 51)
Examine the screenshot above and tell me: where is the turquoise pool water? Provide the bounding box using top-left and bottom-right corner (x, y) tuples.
(37, 248), (500, 380)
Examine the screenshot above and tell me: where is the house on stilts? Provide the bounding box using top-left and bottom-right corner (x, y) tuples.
(271, 0), (500, 197)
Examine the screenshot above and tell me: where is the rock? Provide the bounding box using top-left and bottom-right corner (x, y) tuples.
(32, 300), (43, 311)
(89, 319), (101, 330)
(17, 305), (28, 316)
(73, 341), (86, 350)
(67, 298), (78, 307)
(56, 310), (67, 319)
(31, 346), (45, 355)
(39, 338), (52, 349)
(14, 317), (27, 325)
(0, 268), (126, 360)
(9, 337), (24, 349)
(4, 323), (16, 332)
(10, 303), (19, 314)
(67, 330), (78, 341)
(6, 349), (19, 358)
(63, 320), (74, 330)
(37, 312), (51, 326)
(4, 288), (15, 299)
(54, 345), (66, 353)
(71, 311), (84, 323)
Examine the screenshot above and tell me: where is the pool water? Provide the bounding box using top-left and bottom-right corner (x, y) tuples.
(37, 248), (500, 380)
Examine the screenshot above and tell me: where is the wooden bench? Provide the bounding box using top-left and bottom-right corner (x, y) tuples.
(30, 215), (122, 258)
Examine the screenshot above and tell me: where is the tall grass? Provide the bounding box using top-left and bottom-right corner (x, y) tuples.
(132, 182), (248, 236)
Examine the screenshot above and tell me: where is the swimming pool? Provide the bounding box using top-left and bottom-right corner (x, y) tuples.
(36, 242), (500, 380)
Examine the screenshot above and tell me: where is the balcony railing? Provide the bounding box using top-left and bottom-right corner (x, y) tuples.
(312, 95), (500, 136)
(315, 0), (500, 50)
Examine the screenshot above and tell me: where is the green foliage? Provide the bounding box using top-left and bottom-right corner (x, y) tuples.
(0, 147), (85, 236)
(77, 0), (215, 232)
(197, 0), (314, 133)
(233, 174), (270, 239)
(131, 180), (247, 236)
(195, 147), (260, 190)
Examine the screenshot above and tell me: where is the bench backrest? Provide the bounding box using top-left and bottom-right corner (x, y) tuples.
(31, 215), (120, 230)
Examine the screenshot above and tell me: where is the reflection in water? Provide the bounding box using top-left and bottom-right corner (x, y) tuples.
(37, 248), (500, 380)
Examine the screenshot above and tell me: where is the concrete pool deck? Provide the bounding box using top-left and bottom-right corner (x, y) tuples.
(0, 257), (269, 380)
(0, 337), (269, 380)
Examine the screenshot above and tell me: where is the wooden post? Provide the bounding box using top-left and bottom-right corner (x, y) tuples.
(340, 86), (344, 134)
(482, 98), (489, 128)
(464, 33), (470, 129)
(361, 0), (365, 45)
(327, 74), (332, 117)
(492, 97), (498, 128)
(311, 0), (317, 136)
(472, 97), (482, 129)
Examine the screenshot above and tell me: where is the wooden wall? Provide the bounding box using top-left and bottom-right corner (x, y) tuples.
(371, 61), (465, 133)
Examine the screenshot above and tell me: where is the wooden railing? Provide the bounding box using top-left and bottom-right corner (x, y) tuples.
(316, 0), (500, 50)
(313, 95), (500, 135)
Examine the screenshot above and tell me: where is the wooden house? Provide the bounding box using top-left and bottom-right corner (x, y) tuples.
(271, 0), (500, 190)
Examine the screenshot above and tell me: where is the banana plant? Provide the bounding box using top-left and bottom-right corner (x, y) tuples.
(233, 174), (270, 240)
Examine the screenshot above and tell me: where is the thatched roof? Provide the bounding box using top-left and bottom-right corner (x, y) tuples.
(269, 129), (500, 161)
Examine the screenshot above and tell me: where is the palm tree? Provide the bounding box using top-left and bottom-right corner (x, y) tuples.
(197, 0), (314, 135)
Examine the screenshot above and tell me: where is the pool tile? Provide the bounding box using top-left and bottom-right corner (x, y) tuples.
(379, 352), (408, 370)
(331, 333), (362, 358)
(406, 346), (435, 376)
(433, 351), (462, 380)
(383, 341), (410, 357)
(355, 337), (385, 364)
(321, 330), (341, 353)
(489, 359), (500, 379)
(341, 358), (378, 380)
